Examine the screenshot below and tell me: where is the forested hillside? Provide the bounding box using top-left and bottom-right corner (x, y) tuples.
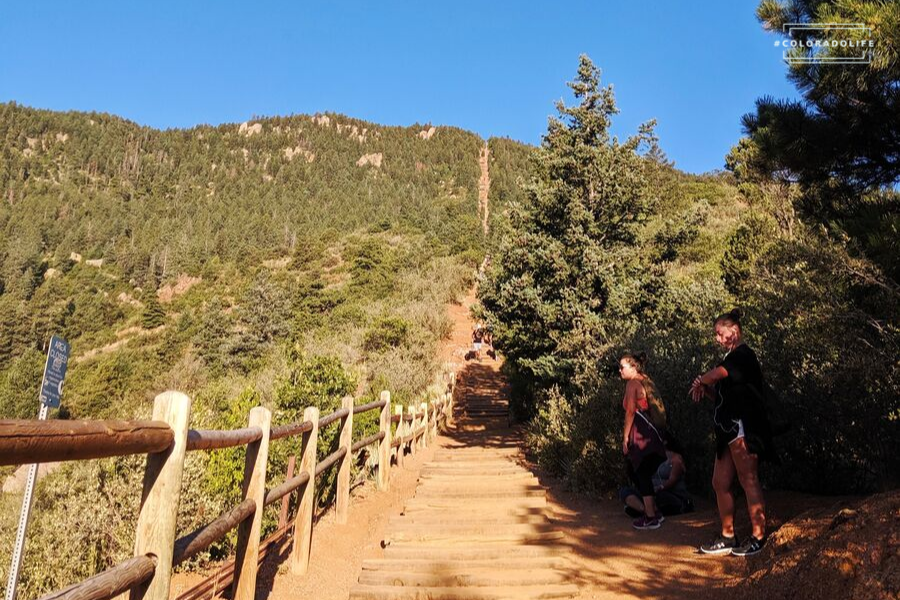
(0, 104), (486, 596)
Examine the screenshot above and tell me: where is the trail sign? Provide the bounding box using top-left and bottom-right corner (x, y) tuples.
(40, 336), (69, 408)
(5, 335), (70, 600)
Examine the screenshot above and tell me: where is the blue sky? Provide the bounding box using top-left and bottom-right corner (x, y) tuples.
(0, 1), (800, 174)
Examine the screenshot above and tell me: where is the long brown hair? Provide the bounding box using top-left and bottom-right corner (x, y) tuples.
(620, 351), (648, 375)
(620, 351), (667, 431)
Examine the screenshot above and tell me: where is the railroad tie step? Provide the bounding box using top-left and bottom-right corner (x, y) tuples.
(356, 567), (570, 587)
(386, 530), (565, 545)
(348, 583), (579, 600)
(360, 557), (568, 572)
(386, 514), (552, 528)
(382, 544), (565, 560)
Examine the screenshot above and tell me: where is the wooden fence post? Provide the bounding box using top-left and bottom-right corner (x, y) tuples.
(129, 391), (191, 600)
(377, 391), (391, 491)
(408, 404), (419, 454)
(278, 455), (296, 529)
(335, 395), (354, 525)
(445, 391), (453, 427)
(290, 406), (319, 575)
(232, 406), (271, 600)
(407, 404), (417, 456)
(420, 402), (428, 448)
(394, 405), (404, 467)
(432, 398), (439, 437)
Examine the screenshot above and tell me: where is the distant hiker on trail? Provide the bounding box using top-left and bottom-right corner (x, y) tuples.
(472, 324), (485, 361)
(619, 352), (669, 530)
(619, 437), (694, 518)
(691, 308), (774, 557)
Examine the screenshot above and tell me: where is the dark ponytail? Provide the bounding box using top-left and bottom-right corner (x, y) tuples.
(620, 351), (648, 375)
(715, 308), (743, 330)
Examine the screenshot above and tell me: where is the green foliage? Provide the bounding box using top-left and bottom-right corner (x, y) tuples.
(141, 288), (165, 329)
(480, 55), (658, 390)
(745, 0), (900, 216)
(348, 238), (396, 297)
(0, 347), (44, 418)
(226, 273), (292, 369)
(204, 388), (259, 505)
(720, 214), (775, 294)
(0, 457), (144, 599)
(741, 233), (900, 492)
(363, 316), (410, 353)
(194, 296), (231, 374)
(0, 105), (484, 280)
(275, 350), (355, 420)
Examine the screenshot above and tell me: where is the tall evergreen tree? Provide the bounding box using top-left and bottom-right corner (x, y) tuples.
(743, 1), (900, 217)
(479, 55), (657, 395)
(141, 287), (166, 329)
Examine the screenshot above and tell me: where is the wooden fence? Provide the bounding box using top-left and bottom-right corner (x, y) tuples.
(0, 372), (456, 600)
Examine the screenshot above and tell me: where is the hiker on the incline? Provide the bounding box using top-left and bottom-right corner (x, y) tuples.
(472, 324), (484, 361)
(691, 308), (774, 557)
(619, 437), (694, 518)
(619, 352), (668, 530)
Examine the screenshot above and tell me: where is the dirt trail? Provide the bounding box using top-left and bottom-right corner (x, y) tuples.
(478, 143), (490, 236)
(349, 359), (578, 599)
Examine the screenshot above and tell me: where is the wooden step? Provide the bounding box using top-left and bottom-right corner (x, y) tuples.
(389, 514), (550, 528)
(401, 505), (550, 518)
(357, 567), (569, 587)
(421, 471), (534, 481)
(414, 487), (546, 498)
(360, 557), (568, 572)
(386, 530), (564, 545)
(349, 583), (579, 600)
(404, 497), (547, 510)
(382, 544), (564, 560)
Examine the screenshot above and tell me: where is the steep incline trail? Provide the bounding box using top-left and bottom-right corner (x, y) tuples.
(349, 360), (579, 599)
(478, 143), (490, 236)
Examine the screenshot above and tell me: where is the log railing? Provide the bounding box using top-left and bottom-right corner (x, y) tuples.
(0, 371), (457, 600)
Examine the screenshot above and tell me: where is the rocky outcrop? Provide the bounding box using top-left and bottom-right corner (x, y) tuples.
(356, 153), (383, 168)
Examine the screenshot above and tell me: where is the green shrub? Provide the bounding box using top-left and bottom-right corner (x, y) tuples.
(141, 288), (166, 329)
(363, 317), (410, 352)
(0, 348), (45, 418)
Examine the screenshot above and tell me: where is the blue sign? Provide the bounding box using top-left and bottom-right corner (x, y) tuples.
(40, 336), (70, 408)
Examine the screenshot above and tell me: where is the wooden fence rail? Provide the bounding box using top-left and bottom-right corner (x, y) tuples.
(15, 371), (456, 600)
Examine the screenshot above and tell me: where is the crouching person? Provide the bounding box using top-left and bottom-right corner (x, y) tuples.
(620, 442), (694, 518)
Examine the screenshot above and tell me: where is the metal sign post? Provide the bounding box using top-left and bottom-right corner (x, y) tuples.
(4, 336), (70, 600)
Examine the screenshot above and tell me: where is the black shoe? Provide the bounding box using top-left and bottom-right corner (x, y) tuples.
(699, 535), (738, 555)
(732, 536), (766, 557)
(624, 506), (644, 518)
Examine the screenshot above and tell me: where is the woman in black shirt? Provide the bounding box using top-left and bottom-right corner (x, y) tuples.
(690, 308), (771, 557)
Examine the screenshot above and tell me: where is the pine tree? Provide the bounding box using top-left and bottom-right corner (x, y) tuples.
(141, 288), (166, 329)
(480, 55), (657, 392)
(194, 296), (231, 373)
(744, 0), (900, 217)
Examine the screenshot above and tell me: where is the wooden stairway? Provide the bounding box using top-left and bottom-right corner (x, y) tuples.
(349, 369), (578, 599)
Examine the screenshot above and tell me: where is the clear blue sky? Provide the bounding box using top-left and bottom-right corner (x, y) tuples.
(0, 1), (800, 174)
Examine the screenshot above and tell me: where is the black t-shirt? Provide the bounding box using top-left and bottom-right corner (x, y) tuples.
(715, 344), (767, 439)
(719, 344), (763, 402)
